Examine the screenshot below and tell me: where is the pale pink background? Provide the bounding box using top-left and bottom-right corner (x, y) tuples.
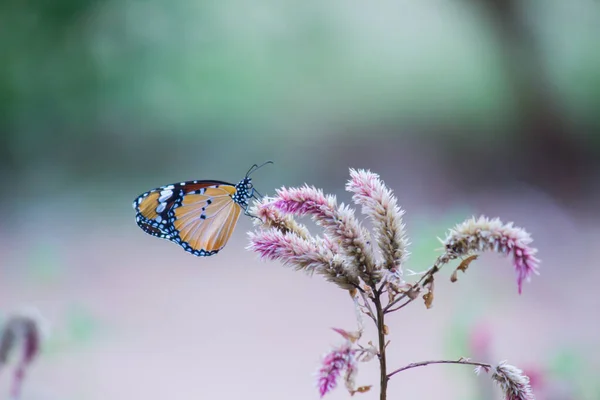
(1, 165), (598, 400)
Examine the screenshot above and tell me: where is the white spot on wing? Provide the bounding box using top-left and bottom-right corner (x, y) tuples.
(159, 190), (173, 202)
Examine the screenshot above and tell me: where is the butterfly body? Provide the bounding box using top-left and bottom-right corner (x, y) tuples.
(133, 176), (256, 257)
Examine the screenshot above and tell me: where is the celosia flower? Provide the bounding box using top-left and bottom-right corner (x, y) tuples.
(492, 361), (535, 400)
(346, 169), (409, 273)
(249, 197), (311, 240)
(270, 185), (378, 282)
(317, 341), (357, 397)
(247, 230), (359, 290)
(441, 216), (540, 294)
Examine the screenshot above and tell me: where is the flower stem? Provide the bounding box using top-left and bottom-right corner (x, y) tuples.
(387, 359), (492, 379)
(372, 291), (387, 400)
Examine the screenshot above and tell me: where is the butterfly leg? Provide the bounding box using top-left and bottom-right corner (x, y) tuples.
(243, 206), (264, 223)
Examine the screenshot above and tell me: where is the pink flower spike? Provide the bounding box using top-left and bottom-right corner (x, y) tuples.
(346, 169), (409, 271)
(316, 343), (357, 397)
(443, 216), (540, 294)
(271, 185), (337, 221)
(247, 230), (360, 289)
(247, 230), (328, 272)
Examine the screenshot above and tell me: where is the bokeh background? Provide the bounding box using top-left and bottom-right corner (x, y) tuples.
(1, 0), (599, 399)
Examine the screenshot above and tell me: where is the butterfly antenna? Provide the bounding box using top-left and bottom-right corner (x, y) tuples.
(246, 160), (274, 177)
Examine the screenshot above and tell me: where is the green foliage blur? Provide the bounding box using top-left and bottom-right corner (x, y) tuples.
(2, 1), (599, 198)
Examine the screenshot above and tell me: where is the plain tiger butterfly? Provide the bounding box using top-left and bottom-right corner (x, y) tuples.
(132, 161), (272, 256)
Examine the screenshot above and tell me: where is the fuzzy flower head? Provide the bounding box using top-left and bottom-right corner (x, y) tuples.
(442, 216), (540, 294)
(269, 184), (379, 283)
(248, 196), (311, 239)
(492, 361), (535, 400)
(316, 342), (357, 397)
(346, 169), (409, 274)
(247, 229), (360, 290)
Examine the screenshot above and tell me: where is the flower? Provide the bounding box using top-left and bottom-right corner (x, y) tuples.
(316, 342), (357, 397)
(346, 169), (409, 273)
(441, 216), (540, 294)
(269, 185), (378, 283)
(249, 197), (311, 239)
(492, 361), (535, 400)
(247, 229), (360, 290)
(315, 328), (369, 397)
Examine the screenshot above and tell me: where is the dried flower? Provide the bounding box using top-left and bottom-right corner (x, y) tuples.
(346, 169), (409, 273)
(492, 361), (535, 400)
(441, 216), (540, 293)
(316, 342), (357, 397)
(270, 185), (378, 282)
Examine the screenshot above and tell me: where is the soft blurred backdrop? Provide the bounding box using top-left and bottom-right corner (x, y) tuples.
(1, 0), (599, 399)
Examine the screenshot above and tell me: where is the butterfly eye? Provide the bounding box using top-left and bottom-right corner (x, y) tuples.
(246, 182), (253, 189)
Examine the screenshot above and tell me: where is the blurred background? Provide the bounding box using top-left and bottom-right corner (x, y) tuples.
(1, 0), (599, 399)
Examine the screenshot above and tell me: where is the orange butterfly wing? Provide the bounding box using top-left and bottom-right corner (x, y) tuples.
(170, 186), (243, 256)
(133, 180), (251, 257)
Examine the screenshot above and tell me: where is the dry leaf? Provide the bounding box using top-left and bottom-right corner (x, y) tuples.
(383, 325), (389, 335)
(450, 270), (459, 283)
(387, 286), (396, 303)
(351, 385), (373, 396)
(451, 255), (478, 282)
(423, 276), (435, 309)
(349, 288), (358, 298)
(332, 328), (361, 343)
(423, 292), (434, 309)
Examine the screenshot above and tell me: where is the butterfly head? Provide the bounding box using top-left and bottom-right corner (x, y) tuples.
(233, 177), (254, 208)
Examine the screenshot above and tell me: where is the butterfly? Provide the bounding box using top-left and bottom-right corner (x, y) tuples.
(132, 161), (272, 257)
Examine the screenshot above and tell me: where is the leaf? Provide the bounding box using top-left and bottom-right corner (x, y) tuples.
(423, 276), (435, 309)
(450, 255), (478, 283)
(351, 385), (372, 396)
(423, 292), (434, 309)
(332, 328), (361, 343)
